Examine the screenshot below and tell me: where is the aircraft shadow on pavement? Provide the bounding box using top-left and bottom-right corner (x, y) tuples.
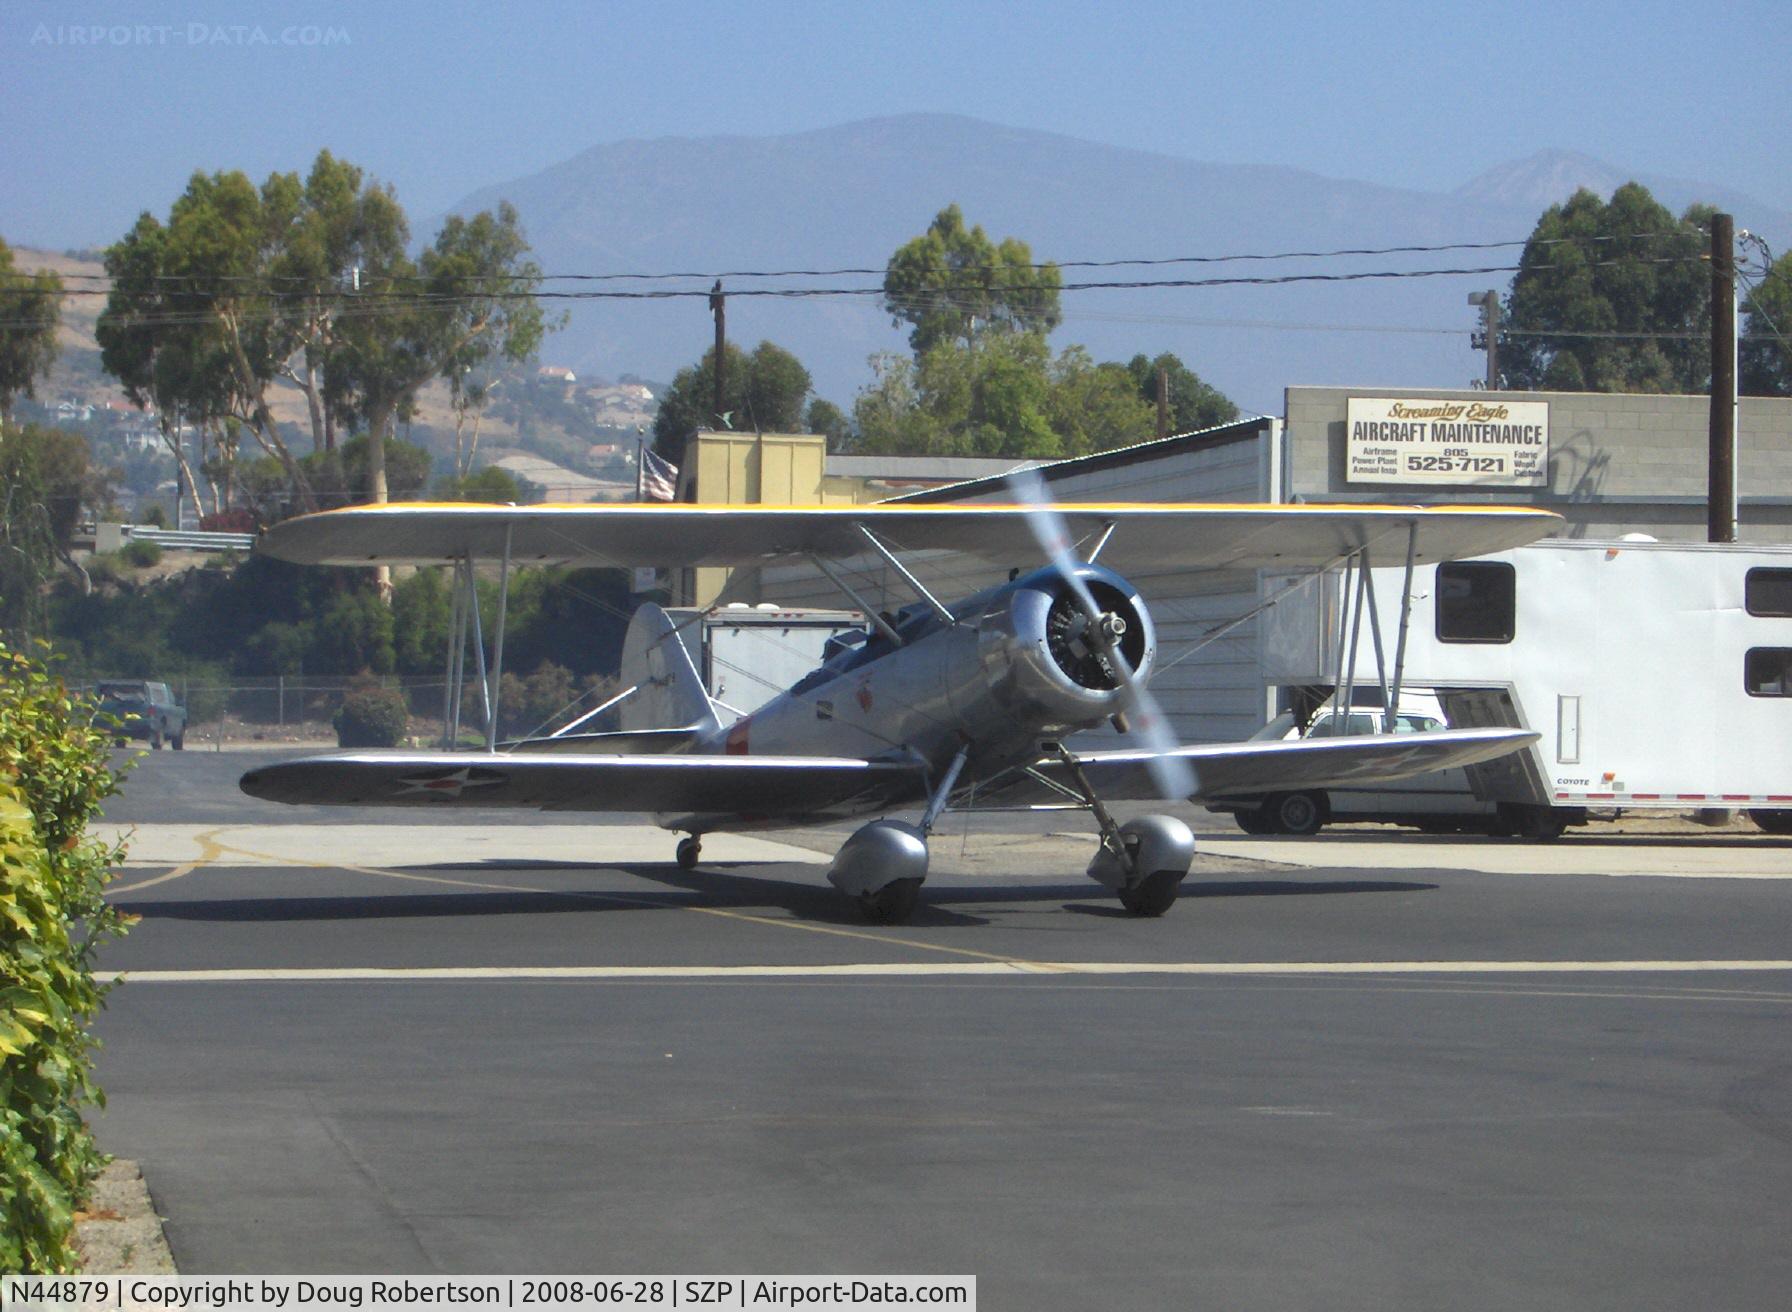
(1062, 877), (1436, 918)
(112, 889), (653, 923)
(458, 860), (1436, 925)
(114, 866), (1434, 926)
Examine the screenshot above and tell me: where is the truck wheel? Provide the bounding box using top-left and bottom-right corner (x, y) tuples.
(172, 730), (185, 750)
(150, 726), (164, 750)
(1749, 809), (1792, 836)
(1499, 803), (1565, 840)
(1268, 791), (1325, 836)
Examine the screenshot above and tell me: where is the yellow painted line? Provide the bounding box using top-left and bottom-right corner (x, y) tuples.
(97, 959), (1792, 984)
(108, 829), (226, 894)
(205, 839), (1070, 972)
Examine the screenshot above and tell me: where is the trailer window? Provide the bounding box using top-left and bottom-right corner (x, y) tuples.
(1436, 562), (1515, 644)
(1745, 568), (1792, 617)
(1745, 648), (1792, 697)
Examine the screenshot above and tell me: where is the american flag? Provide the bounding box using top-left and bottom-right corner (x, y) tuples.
(640, 447), (679, 501)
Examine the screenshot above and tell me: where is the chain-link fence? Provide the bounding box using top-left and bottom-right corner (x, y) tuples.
(70, 674), (462, 748)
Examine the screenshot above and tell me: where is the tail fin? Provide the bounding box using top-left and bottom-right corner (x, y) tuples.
(619, 604), (722, 734)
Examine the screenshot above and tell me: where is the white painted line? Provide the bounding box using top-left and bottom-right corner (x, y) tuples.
(1199, 833), (1792, 879)
(98, 959), (1792, 983)
(95, 823), (830, 868)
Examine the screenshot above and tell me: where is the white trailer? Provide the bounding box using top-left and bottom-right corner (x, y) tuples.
(1255, 539), (1792, 835)
(664, 604), (864, 721)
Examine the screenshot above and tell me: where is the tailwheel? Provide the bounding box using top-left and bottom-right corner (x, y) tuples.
(1119, 869), (1183, 917)
(675, 836), (702, 871)
(859, 877), (922, 925)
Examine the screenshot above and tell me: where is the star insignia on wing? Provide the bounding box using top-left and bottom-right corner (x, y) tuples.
(393, 766), (507, 799)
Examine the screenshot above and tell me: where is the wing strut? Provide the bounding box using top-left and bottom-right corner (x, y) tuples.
(436, 531), (516, 753)
(809, 553), (905, 647)
(1385, 521), (1420, 733)
(441, 556), (468, 748)
(853, 523), (955, 626)
(485, 522), (514, 752)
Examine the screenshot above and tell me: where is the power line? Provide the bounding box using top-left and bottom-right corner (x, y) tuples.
(12, 228), (1706, 289)
(0, 252), (1713, 335)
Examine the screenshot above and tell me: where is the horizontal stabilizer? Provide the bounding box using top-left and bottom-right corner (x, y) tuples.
(503, 729), (702, 755)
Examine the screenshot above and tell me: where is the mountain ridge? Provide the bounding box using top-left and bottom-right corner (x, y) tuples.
(451, 118), (1785, 415)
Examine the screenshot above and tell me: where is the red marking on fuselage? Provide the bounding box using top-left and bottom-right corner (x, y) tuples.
(726, 718), (751, 755)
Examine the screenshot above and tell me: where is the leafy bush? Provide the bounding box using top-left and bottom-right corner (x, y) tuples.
(497, 661), (577, 737)
(333, 681), (410, 747)
(119, 539), (162, 569)
(0, 641), (131, 1272)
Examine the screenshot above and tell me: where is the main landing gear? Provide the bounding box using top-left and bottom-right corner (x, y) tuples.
(1054, 747), (1196, 917)
(675, 836), (701, 870)
(826, 747), (970, 925)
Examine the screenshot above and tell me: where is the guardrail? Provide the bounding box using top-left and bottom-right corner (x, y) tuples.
(93, 522), (256, 552)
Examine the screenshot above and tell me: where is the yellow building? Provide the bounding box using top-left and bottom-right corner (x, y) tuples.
(670, 430), (1021, 604)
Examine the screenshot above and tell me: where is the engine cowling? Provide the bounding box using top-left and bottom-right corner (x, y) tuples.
(974, 562), (1157, 731)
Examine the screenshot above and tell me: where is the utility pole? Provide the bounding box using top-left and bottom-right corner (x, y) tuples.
(1467, 290), (1500, 389)
(1709, 213), (1737, 544)
(1155, 365), (1169, 440)
(709, 279), (726, 426)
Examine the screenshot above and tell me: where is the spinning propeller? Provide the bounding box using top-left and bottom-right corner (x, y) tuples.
(1009, 470), (1198, 801)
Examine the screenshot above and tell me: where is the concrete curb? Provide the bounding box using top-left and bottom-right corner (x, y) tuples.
(75, 1160), (177, 1273)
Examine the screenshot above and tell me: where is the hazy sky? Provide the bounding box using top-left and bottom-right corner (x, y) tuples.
(4, 0), (1788, 250)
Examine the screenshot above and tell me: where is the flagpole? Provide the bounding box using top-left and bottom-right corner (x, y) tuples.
(636, 428), (646, 503)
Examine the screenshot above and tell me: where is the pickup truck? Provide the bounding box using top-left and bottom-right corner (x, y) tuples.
(96, 680), (187, 750)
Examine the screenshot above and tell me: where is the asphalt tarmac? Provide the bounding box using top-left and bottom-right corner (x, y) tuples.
(89, 748), (1792, 1308)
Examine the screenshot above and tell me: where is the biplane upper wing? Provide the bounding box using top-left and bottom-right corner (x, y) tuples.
(240, 751), (925, 816)
(969, 728), (1541, 808)
(254, 501), (1560, 574)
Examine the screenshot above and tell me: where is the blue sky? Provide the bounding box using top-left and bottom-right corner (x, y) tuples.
(3, 0), (1788, 250)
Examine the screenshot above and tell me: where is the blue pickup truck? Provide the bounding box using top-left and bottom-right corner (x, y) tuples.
(97, 679), (187, 750)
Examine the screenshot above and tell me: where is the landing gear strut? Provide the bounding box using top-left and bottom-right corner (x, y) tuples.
(826, 747), (969, 925)
(1055, 746), (1196, 916)
(675, 836), (701, 870)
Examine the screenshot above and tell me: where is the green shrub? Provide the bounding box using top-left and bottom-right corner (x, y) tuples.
(333, 681), (409, 747)
(119, 539), (162, 569)
(0, 641), (131, 1272)
(83, 554), (124, 588)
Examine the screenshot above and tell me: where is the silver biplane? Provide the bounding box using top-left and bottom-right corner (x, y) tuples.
(240, 487), (1559, 923)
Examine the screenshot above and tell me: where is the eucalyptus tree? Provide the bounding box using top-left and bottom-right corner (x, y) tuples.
(0, 236), (62, 430)
(332, 201), (549, 508)
(1499, 183), (1715, 393)
(882, 204), (1062, 354)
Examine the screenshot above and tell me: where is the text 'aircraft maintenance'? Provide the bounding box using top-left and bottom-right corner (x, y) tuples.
(240, 483), (1559, 923)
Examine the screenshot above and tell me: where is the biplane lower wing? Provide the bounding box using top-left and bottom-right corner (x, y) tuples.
(972, 728), (1540, 808)
(240, 751), (926, 819)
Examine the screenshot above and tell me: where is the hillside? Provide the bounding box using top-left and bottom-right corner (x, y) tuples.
(13, 248), (653, 500)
